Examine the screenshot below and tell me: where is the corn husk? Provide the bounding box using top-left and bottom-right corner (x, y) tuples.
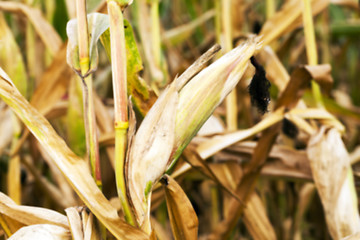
(307, 127), (360, 239)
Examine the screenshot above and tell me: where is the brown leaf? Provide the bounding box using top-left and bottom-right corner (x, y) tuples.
(243, 193), (277, 240)
(161, 175), (198, 240)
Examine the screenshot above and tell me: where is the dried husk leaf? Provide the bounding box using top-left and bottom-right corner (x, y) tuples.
(8, 224), (70, 240)
(0, 69), (148, 240)
(161, 175), (198, 240)
(127, 83), (178, 229)
(174, 37), (261, 161)
(65, 208), (83, 240)
(0, 192), (68, 229)
(307, 127), (360, 239)
(243, 193), (277, 240)
(0, 1), (62, 55)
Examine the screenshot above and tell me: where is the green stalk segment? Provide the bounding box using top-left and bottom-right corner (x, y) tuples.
(107, 0), (136, 226)
(82, 75), (102, 189)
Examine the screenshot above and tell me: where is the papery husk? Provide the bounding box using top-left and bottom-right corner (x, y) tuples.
(8, 224), (70, 240)
(127, 83), (178, 230)
(174, 37), (261, 161)
(307, 127), (360, 239)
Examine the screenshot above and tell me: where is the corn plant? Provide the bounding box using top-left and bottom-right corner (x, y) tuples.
(0, 0), (360, 239)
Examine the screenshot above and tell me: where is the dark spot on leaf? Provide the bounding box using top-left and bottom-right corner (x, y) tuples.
(253, 21), (262, 34)
(160, 175), (169, 186)
(282, 118), (299, 138)
(248, 56), (271, 114)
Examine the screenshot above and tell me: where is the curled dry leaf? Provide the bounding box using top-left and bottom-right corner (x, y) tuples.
(0, 69), (148, 240)
(174, 37), (261, 160)
(307, 127), (360, 239)
(161, 175), (198, 240)
(0, 1), (62, 55)
(8, 224), (70, 240)
(65, 208), (83, 240)
(0, 192), (68, 229)
(127, 83), (178, 229)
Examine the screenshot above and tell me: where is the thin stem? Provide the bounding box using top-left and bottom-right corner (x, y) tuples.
(76, 0), (90, 75)
(151, 0), (161, 69)
(302, 0), (324, 107)
(222, 0), (237, 131)
(108, 0), (136, 226)
(76, 0), (102, 189)
(266, 0), (275, 20)
(81, 75), (102, 189)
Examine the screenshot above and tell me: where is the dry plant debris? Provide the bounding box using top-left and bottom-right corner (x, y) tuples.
(0, 0), (360, 239)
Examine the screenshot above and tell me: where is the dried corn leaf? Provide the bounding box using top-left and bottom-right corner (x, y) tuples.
(243, 193), (277, 240)
(0, 69), (148, 240)
(0, 1), (61, 55)
(161, 175), (198, 240)
(0, 192), (68, 229)
(8, 224), (70, 240)
(174, 38), (261, 161)
(0, 107), (13, 155)
(127, 83), (178, 228)
(307, 127), (360, 239)
(197, 108), (284, 159)
(65, 208), (83, 240)
(30, 45), (73, 115)
(163, 10), (215, 46)
(260, 0), (330, 46)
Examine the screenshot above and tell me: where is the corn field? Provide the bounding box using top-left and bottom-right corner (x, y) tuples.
(0, 0), (360, 239)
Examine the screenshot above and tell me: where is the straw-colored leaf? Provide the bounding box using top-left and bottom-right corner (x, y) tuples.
(163, 9), (215, 46)
(0, 1), (61, 55)
(127, 83), (178, 229)
(161, 174), (198, 240)
(174, 37), (261, 161)
(0, 192), (68, 229)
(307, 127), (360, 239)
(260, 0), (330, 46)
(0, 69), (148, 240)
(243, 193), (277, 240)
(196, 108), (284, 159)
(65, 208), (83, 240)
(8, 224), (70, 240)
(67, 13), (109, 76)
